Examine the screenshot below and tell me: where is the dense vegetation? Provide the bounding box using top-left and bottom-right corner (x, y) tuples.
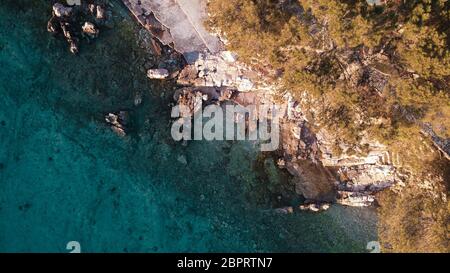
(207, 0), (449, 252)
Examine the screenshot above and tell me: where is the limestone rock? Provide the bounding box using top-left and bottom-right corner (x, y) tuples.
(299, 203), (330, 212)
(60, 22), (74, 40)
(96, 5), (106, 20)
(220, 51), (237, 63)
(53, 3), (73, 18)
(147, 68), (169, 79)
(105, 111), (130, 137)
(337, 191), (375, 207)
(47, 1), (108, 54)
(82, 22), (99, 39)
(237, 77), (254, 92)
(111, 125), (126, 138)
(177, 53), (260, 92)
(336, 165), (396, 192)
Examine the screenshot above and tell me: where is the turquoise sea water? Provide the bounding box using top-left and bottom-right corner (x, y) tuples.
(0, 1), (377, 252)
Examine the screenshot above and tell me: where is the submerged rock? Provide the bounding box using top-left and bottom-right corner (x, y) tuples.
(117, 111), (130, 126)
(177, 155), (188, 165)
(68, 39), (79, 54)
(274, 206), (294, 214)
(110, 125), (126, 138)
(134, 92), (143, 106)
(56, 20), (79, 54)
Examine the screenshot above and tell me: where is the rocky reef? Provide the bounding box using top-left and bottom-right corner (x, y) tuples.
(47, 1), (111, 54)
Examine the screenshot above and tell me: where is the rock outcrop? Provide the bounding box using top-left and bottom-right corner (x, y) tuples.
(280, 93), (399, 205)
(173, 86), (237, 117)
(299, 203), (330, 212)
(123, 0), (403, 208)
(105, 111), (130, 137)
(47, 1), (110, 54)
(82, 22), (99, 39)
(53, 3), (73, 18)
(168, 65), (398, 207)
(421, 123), (450, 161)
(147, 68), (170, 79)
(176, 52), (274, 92)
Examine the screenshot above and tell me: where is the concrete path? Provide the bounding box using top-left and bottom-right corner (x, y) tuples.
(122, 0), (223, 63)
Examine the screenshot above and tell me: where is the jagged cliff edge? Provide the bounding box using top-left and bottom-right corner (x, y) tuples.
(122, 0), (416, 209)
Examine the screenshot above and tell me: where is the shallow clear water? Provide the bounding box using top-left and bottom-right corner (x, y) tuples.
(0, 1), (377, 252)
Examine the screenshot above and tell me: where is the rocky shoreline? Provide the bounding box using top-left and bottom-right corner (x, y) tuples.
(0, 0), (384, 253)
(120, 0), (403, 210)
(47, 1), (401, 210)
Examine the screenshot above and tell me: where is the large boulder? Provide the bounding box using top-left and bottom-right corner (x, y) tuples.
(147, 68), (169, 79)
(82, 22), (99, 39)
(105, 111), (130, 137)
(53, 3), (73, 18)
(96, 5), (106, 20)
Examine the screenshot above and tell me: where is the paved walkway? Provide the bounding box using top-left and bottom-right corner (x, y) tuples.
(123, 0), (223, 63)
